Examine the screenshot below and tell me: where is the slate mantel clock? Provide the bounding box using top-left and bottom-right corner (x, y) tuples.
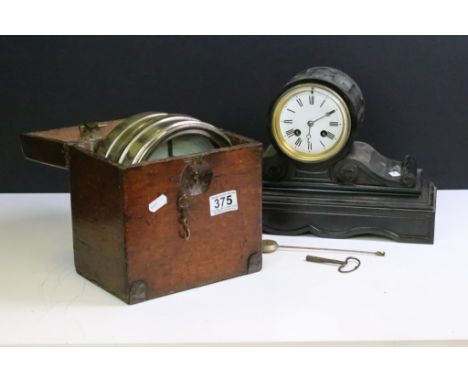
(262, 67), (436, 244)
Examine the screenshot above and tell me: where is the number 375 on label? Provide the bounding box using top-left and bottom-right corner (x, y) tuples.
(209, 190), (239, 216)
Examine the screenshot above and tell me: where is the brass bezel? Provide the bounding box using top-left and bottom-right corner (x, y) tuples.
(271, 83), (352, 163)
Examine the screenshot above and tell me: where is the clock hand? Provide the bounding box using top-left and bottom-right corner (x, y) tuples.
(311, 109), (336, 124)
(306, 124), (313, 151)
(305, 109), (337, 148)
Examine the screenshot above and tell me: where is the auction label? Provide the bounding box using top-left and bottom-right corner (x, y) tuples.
(148, 194), (168, 213)
(209, 190), (238, 216)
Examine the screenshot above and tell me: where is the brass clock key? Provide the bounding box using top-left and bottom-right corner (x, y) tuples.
(305, 255), (361, 273)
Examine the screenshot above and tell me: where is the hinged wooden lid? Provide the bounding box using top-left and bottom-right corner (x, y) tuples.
(21, 119), (260, 170)
(21, 120), (121, 169)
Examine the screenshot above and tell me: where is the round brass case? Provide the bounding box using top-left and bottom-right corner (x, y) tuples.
(95, 111), (232, 166)
(271, 83), (352, 163)
(117, 114), (198, 164)
(123, 120), (231, 165)
(95, 112), (167, 160)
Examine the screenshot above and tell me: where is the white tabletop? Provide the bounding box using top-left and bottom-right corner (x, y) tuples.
(0, 191), (467, 345)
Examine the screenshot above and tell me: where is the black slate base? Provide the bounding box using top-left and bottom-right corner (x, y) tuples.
(262, 179), (437, 244)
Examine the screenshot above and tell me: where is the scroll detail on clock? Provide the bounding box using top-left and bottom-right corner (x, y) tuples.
(262, 66), (436, 244)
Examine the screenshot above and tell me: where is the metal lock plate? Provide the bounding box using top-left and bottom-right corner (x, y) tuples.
(177, 158), (213, 240)
(180, 158), (213, 196)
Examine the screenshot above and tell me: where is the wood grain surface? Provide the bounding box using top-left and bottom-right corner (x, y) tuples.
(23, 120), (263, 304)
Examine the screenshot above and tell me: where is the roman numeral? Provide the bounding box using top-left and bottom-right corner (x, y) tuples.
(326, 131), (335, 139)
(283, 119), (293, 124)
(309, 95), (314, 105)
(296, 98), (303, 107)
(285, 129), (295, 138)
(320, 98), (326, 108)
(295, 137), (302, 147)
(320, 140), (326, 148)
(286, 108), (295, 113)
(329, 122), (339, 126)
(308, 141), (313, 151)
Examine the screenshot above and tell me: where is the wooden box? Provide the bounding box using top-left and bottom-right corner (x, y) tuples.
(21, 119), (263, 304)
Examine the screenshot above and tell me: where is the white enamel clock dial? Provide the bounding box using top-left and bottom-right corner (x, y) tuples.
(271, 83), (351, 163)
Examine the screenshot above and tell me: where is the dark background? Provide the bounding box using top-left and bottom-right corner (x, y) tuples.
(1, 36), (467, 191)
